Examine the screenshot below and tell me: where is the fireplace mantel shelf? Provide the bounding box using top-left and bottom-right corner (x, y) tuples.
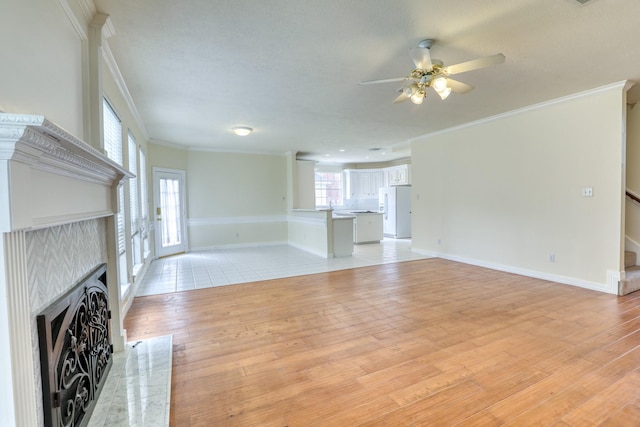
(0, 113), (134, 232)
(0, 113), (132, 185)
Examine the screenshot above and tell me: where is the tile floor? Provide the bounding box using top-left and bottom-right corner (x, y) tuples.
(89, 335), (172, 427)
(136, 238), (430, 296)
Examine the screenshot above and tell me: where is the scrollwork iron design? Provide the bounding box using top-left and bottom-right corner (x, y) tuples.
(38, 264), (112, 427)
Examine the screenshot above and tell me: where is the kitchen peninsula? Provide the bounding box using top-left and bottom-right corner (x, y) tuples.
(334, 211), (384, 244)
(287, 209), (354, 258)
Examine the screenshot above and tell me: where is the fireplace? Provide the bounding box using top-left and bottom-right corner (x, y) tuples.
(0, 113), (132, 426)
(37, 263), (112, 427)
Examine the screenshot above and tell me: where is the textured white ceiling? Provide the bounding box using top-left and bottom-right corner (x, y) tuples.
(94, 0), (640, 164)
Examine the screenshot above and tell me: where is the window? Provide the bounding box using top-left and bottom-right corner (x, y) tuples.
(103, 100), (123, 165)
(128, 133), (139, 231)
(139, 149), (150, 257)
(315, 171), (343, 208)
(103, 98), (128, 296)
(128, 133), (142, 267)
(103, 100), (126, 254)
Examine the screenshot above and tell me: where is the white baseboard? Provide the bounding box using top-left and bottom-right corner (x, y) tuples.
(288, 240), (330, 258)
(414, 249), (617, 295)
(190, 240), (289, 252)
(412, 248), (439, 258)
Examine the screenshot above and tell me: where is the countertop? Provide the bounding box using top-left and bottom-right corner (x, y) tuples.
(333, 210), (382, 217)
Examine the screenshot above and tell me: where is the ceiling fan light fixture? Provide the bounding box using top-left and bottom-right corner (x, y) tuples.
(438, 87), (452, 100)
(433, 77), (448, 92)
(410, 90), (425, 104)
(403, 83), (418, 97)
(360, 39), (505, 107)
(232, 126), (253, 136)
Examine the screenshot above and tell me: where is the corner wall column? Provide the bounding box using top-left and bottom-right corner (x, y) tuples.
(1, 230), (38, 426)
(87, 12), (111, 152)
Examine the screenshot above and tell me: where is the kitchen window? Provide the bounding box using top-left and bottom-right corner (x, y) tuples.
(315, 171), (343, 208)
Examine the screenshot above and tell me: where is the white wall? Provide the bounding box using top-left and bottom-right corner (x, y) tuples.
(287, 210), (332, 258)
(0, 0), (84, 137)
(295, 160), (316, 209)
(627, 104), (640, 193)
(411, 83), (627, 292)
(0, 1), (154, 424)
(626, 104), (640, 249)
(0, 2), (90, 425)
(185, 149), (289, 249)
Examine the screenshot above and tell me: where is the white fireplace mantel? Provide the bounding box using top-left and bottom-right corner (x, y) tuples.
(0, 113), (132, 232)
(0, 113), (133, 426)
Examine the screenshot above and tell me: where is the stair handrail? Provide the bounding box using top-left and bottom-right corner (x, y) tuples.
(626, 188), (640, 206)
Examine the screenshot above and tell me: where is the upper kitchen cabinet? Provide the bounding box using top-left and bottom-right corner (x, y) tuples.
(344, 169), (359, 200)
(359, 170), (384, 198)
(344, 169), (384, 200)
(386, 164), (411, 186)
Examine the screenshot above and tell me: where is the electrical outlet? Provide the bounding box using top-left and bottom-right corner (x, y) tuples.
(548, 253), (555, 263)
(581, 187), (593, 197)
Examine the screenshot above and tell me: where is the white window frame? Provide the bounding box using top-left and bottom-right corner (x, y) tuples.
(103, 98), (129, 297)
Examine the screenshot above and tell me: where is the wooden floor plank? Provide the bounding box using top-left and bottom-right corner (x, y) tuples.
(123, 258), (640, 426)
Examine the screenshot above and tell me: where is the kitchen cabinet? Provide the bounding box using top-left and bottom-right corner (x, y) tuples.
(386, 164), (411, 186)
(345, 170), (359, 199)
(352, 212), (383, 244)
(345, 169), (384, 199)
(359, 171), (384, 197)
(332, 216), (354, 256)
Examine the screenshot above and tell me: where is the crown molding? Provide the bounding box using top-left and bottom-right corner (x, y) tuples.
(148, 139), (288, 157)
(58, 1), (150, 142)
(413, 80), (631, 143)
(102, 42), (150, 141)
(58, 0), (97, 40)
(188, 145), (289, 157)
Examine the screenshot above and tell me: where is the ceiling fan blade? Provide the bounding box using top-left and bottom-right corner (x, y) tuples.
(359, 77), (411, 85)
(447, 78), (475, 94)
(409, 47), (433, 70)
(443, 53), (505, 76)
(393, 92), (409, 104)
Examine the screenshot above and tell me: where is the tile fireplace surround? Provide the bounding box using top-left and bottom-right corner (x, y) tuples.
(0, 114), (132, 426)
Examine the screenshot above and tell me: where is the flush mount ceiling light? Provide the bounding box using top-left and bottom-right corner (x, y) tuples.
(232, 126), (253, 136)
(359, 39), (505, 105)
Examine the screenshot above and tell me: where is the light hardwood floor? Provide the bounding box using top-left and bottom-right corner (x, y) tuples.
(124, 258), (640, 426)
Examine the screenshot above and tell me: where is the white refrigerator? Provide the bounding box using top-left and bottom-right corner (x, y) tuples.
(378, 185), (411, 238)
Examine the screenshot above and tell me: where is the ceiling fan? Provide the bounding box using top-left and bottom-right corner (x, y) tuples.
(360, 39), (505, 104)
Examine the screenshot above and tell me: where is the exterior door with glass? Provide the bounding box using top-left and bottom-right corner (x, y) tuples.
(153, 168), (187, 257)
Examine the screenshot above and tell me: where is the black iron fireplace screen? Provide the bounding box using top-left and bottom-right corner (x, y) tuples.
(37, 263), (112, 427)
